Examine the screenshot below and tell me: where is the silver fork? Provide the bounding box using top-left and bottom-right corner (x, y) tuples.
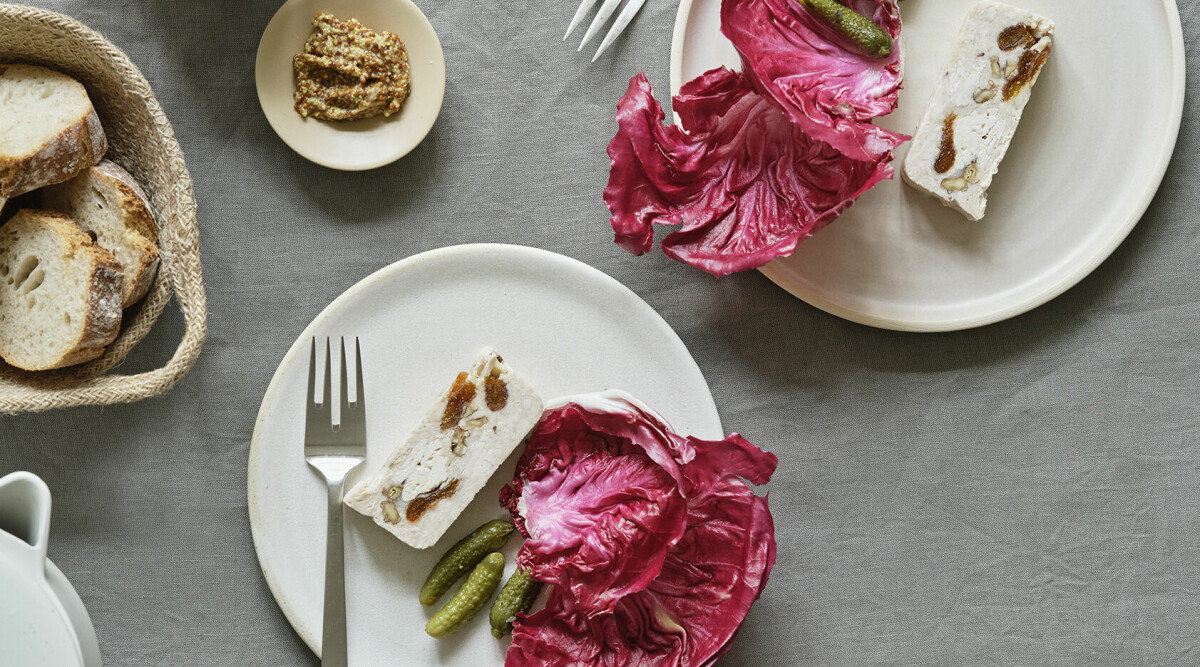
(305, 337), (366, 667)
(565, 0), (647, 62)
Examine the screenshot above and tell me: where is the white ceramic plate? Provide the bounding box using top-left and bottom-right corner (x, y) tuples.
(671, 0), (1184, 331)
(256, 0), (446, 170)
(45, 559), (102, 667)
(248, 244), (722, 663)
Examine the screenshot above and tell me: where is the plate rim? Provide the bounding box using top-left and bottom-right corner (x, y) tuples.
(246, 243), (722, 656)
(254, 0), (447, 171)
(44, 558), (101, 667)
(670, 0), (1187, 332)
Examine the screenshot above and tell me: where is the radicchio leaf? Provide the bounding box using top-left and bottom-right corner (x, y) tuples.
(722, 0), (908, 162)
(604, 69), (893, 277)
(501, 402), (690, 617)
(507, 454), (776, 666)
(502, 393), (778, 665)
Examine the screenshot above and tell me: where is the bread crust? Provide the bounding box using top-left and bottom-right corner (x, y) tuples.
(77, 160), (158, 305)
(0, 65), (108, 198)
(89, 160), (159, 305)
(0, 209), (122, 371)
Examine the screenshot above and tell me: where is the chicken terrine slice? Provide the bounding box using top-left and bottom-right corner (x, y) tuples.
(902, 1), (1053, 221)
(345, 349), (543, 549)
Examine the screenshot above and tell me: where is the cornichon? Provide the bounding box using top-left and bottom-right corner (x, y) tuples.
(419, 520), (514, 606)
(425, 552), (505, 638)
(489, 569), (543, 638)
(800, 0), (893, 58)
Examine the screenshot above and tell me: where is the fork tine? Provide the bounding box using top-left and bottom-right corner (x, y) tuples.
(592, 0), (646, 61)
(322, 337), (332, 409)
(354, 337), (364, 407)
(564, 0), (599, 40)
(339, 337), (350, 420)
(307, 337), (317, 405)
(578, 0), (624, 50)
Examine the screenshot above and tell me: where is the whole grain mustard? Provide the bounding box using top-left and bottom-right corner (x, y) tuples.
(293, 14), (410, 121)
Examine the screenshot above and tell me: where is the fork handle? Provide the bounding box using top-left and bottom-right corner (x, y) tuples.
(321, 477), (349, 667)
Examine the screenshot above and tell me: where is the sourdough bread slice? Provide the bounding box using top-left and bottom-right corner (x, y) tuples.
(42, 160), (159, 307)
(0, 209), (122, 371)
(0, 64), (107, 198)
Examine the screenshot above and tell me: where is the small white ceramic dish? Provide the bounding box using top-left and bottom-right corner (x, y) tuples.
(248, 244), (722, 663)
(670, 0), (1185, 332)
(256, 0), (446, 170)
(0, 472), (102, 667)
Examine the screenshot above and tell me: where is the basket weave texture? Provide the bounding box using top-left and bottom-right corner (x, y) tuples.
(0, 4), (207, 413)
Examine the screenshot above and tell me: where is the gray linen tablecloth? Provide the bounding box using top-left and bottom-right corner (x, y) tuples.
(3, 1), (1199, 665)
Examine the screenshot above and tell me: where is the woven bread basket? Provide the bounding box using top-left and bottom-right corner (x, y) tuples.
(0, 4), (207, 413)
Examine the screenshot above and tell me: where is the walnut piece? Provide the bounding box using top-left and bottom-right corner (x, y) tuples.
(451, 426), (468, 456)
(941, 177), (969, 192)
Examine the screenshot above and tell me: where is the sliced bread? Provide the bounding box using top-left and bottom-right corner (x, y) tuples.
(42, 160), (159, 307)
(0, 64), (107, 198)
(0, 209), (122, 371)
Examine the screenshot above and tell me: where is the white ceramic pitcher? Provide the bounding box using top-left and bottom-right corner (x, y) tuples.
(0, 471), (102, 666)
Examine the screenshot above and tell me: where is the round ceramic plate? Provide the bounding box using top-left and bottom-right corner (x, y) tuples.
(256, 0), (446, 170)
(248, 244), (722, 663)
(45, 559), (102, 667)
(671, 0), (1185, 331)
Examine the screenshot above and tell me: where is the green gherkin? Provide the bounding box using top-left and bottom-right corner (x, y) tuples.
(800, 0), (893, 58)
(419, 520), (514, 606)
(425, 552), (506, 638)
(489, 569), (544, 638)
